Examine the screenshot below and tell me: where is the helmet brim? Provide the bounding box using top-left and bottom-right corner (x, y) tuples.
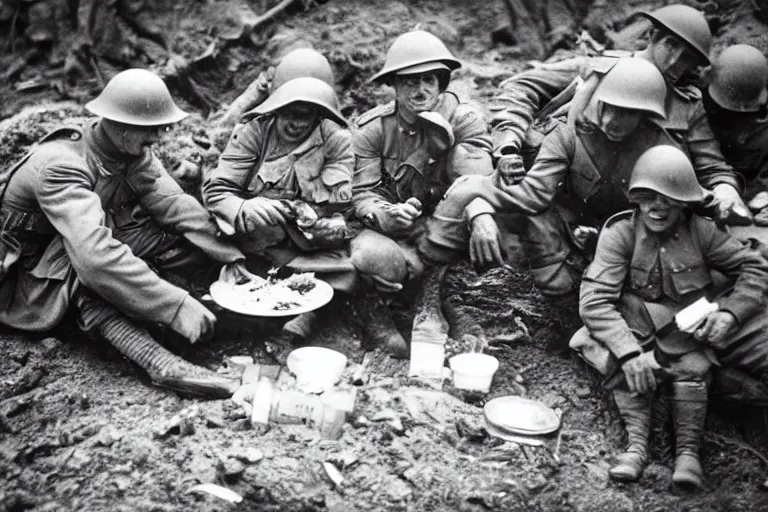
(638, 11), (711, 66)
(85, 98), (189, 126)
(708, 84), (768, 113)
(370, 59), (460, 83)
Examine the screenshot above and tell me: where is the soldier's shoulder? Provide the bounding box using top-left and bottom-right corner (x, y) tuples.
(39, 125), (85, 145)
(603, 209), (635, 230)
(354, 101), (395, 128)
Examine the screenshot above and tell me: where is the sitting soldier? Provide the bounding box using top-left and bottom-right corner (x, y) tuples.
(203, 76), (355, 345)
(571, 145), (768, 490)
(418, 58), (674, 349)
(350, 30), (494, 356)
(703, 44), (768, 202)
(0, 69), (248, 397)
(490, 4), (749, 226)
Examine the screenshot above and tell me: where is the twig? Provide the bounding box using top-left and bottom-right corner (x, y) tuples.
(246, 0), (297, 35)
(705, 432), (768, 468)
(552, 421), (564, 464)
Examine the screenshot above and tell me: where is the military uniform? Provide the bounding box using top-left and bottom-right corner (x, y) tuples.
(204, 116), (358, 290)
(571, 209), (768, 380)
(0, 121), (244, 332)
(703, 91), (768, 195)
(491, 55), (743, 192)
(420, 94), (679, 297)
(351, 91), (493, 268)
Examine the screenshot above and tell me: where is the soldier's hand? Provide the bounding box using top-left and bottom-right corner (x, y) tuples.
(170, 295), (217, 344)
(386, 199), (422, 230)
(621, 351), (660, 394)
(240, 197), (287, 230)
(694, 310), (738, 349)
(361, 273), (403, 293)
(219, 261), (262, 285)
(713, 184), (753, 226)
(469, 213), (505, 271)
(497, 154), (526, 185)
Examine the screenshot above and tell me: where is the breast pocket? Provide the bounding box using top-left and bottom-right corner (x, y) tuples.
(669, 258), (712, 296)
(568, 167), (600, 202)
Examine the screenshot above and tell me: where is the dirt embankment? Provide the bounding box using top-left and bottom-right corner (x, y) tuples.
(2, 0), (768, 511)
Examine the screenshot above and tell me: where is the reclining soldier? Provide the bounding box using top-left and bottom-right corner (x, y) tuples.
(570, 145), (768, 490)
(419, 58), (674, 349)
(350, 30), (494, 357)
(0, 69), (250, 397)
(204, 75), (356, 346)
(490, 4), (749, 226)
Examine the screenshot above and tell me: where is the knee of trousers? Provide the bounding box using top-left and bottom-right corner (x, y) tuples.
(529, 258), (580, 297)
(667, 351), (713, 382)
(569, 325), (612, 375)
(349, 229), (409, 284)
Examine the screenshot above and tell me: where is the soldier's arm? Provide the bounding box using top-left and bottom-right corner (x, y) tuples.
(461, 122), (575, 222)
(202, 121), (264, 233)
(445, 104), (494, 180)
(687, 102), (745, 193)
(351, 120), (399, 230)
(132, 155), (244, 263)
(579, 221), (646, 359)
(490, 57), (585, 156)
(699, 217), (768, 324)
(36, 158), (189, 326)
(313, 124), (354, 218)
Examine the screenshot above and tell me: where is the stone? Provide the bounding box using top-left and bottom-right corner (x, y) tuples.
(235, 447), (264, 464)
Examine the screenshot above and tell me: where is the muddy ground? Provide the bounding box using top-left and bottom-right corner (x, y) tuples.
(2, 0), (768, 511)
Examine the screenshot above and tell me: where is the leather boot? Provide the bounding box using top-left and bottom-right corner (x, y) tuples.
(609, 389), (651, 482)
(671, 381), (708, 491)
(97, 314), (239, 398)
(282, 311), (318, 341)
(363, 304), (408, 359)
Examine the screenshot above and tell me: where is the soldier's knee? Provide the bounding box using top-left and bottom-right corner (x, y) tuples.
(350, 230), (409, 284)
(668, 351), (712, 381)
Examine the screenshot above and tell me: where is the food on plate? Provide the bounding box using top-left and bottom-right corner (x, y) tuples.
(224, 272), (319, 311)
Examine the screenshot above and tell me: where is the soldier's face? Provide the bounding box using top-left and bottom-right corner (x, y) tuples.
(652, 36), (700, 84)
(395, 73), (441, 115)
(276, 102), (319, 143)
(598, 104), (644, 141)
(121, 124), (172, 155)
(635, 190), (686, 233)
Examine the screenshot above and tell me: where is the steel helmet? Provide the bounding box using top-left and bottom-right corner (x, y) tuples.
(272, 48), (335, 90)
(593, 58), (667, 119)
(252, 76), (347, 127)
(370, 30), (461, 83)
(639, 5), (712, 65)
(85, 69), (188, 126)
(708, 44), (768, 113)
(629, 145), (705, 203)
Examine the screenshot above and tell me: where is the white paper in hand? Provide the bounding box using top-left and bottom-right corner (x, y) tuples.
(675, 297), (719, 333)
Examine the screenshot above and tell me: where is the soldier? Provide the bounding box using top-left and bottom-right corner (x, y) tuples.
(570, 145), (768, 489)
(0, 69), (249, 397)
(204, 76), (355, 345)
(349, 30), (494, 356)
(418, 58), (673, 349)
(489, 4), (749, 226)
(703, 44), (768, 198)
